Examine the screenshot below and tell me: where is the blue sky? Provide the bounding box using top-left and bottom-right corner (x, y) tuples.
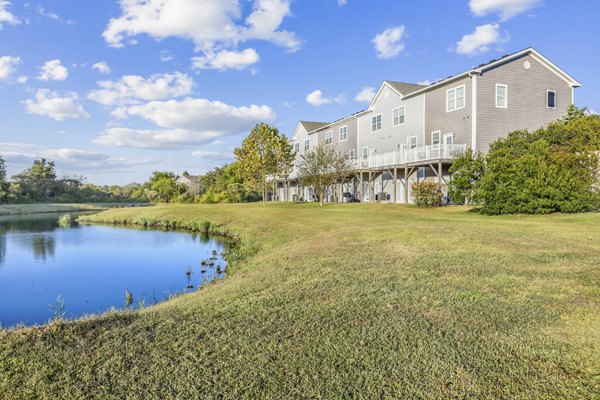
(0, 0), (598, 185)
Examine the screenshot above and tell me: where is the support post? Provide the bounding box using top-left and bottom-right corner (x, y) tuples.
(438, 162), (442, 185)
(359, 171), (363, 202)
(393, 167), (397, 204)
(404, 167), (409, 204)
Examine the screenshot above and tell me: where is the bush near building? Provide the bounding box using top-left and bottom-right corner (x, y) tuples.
(449, 109), (600, 214)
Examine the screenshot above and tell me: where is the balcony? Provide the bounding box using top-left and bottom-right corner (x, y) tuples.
(352, 143), (467, 170)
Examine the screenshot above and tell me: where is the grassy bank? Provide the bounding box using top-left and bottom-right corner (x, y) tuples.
(0, 203), (144, 216)
(1, 203), (599, 398)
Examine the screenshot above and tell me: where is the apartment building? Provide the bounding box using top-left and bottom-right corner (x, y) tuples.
(280, 48), (581, 203)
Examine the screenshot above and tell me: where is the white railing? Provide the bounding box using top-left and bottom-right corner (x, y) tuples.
(351, 143), (466, 170)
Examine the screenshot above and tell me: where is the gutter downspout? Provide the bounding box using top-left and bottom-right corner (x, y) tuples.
(470, 72), (478, 151)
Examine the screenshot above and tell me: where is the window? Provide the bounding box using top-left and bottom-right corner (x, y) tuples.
(325, 131), (333, 145)
(362, 147), (369, 159)
(392, 106), (405, 126)
(409, 136), (417, 149)
(304, 139), (310, 152)
(446, 85), (465, 112)
(339, 125), (348, 141)
(371, 114), (382, 132)
(349, 149), (356, 160)
(496, 84), (507, 108)
(432, 131), (441, 145)
(444, 133), (454, 145)
(294, 143), (300, 153)
(547, 90), (556, 109)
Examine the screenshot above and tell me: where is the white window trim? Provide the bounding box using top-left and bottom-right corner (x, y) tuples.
(546, 90), (557, 109)
(495, 84), (508, 109)
(349, 149), (356, 160)
(431, 130), (441, 146)
(362, 147), (369, 159)
(371, 114), (382, 132)
(325, 130), (333, 145)
(294, 143), (300, 153)
(392, 106), (406, 127)
(444, 132), (454, 145)
(304, 139), (310, 152)
(339, 125), (348, 142)
(446, 84), (466, 113)
(409, 136), (417, 149)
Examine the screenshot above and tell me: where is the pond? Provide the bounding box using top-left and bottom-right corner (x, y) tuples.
(0, 212), (228, 328)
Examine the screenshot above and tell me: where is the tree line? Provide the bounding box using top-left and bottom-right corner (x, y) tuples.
(0, 158), (148, 204)
(0, 123), (352, 205)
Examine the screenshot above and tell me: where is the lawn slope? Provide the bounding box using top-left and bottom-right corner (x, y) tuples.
(1, 203), (599, 399)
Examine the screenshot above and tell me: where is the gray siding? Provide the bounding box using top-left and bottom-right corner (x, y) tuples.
(314, 117), (358, 158)
(357, 84), (425, 157)
(476, 53), (573, 152)
(424, 75), (473, 147)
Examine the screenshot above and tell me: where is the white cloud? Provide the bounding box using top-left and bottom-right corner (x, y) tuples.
(35, 5), (74, 24)
(42, 148), (109, 162)
(306, 90), (344, 107)
(24, 89), (90, 121)
(417, 80), (432, 85)
(469, 0), (542, 21)
(160, 50), (174, 62)
(94, 97), (275, 149)
(38, 59), (69, 81)
(456, 24), (506, 56)
(0, 55), (20, 80)
(102, 0), (301, 58)
(588, 109), (598, 115)
(354, 87), (376, 103)
(1, 146), (154, 171)
(191, 150), (234, 161)
(0, 1), (20, 29)
(88, 72), (194, 106)
(191, 48), (260, 71)
(92, 61), (111, 74)
(338, 0), (348, 5)
(16, 75), (27, 83)
(372, 26), (406, 59)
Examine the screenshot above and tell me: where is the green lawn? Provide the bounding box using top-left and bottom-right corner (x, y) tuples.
(1, 203), (599, 399)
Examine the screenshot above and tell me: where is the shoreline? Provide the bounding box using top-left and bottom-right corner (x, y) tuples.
(0, 203), (149, 216)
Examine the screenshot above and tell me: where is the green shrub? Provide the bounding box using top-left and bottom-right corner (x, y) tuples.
(411, 182), (444, 207)
(448, 148), (486, 205)
(478, 114), (600, 214)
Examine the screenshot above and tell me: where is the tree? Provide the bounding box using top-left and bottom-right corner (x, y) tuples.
(447, 148), (486, 205)
(11, 158), (59, 202)
(561, 104), (588, 124)
(297, 145), (351, 207)
(148, 171), (182, 202)
(234, 123), (294, 206)
(0, 156), (8, 202)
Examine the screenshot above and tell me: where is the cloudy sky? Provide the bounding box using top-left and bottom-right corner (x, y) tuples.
(0, 0), (598, 184)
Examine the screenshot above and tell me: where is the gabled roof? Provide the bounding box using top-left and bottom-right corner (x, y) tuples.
(368, 80), (427, 110)
(299, 121), (329, 132)
(403, 47), (581, 99)
(178, 174), (199, 184)
(384, 81), (427, 96)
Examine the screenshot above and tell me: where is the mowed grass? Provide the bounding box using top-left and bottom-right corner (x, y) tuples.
(1, 203), (600, 399)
